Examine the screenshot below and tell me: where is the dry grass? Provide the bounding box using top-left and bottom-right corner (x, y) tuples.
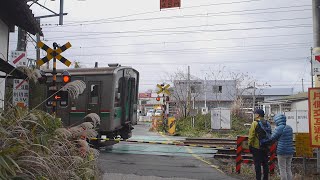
(215, 158), (319, 180)
(0, 107), (101, 179)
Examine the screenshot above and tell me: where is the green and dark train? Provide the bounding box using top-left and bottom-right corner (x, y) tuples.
(44, 64), (139, 142)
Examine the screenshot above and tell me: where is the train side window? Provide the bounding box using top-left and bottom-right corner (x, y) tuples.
(90, 84), (99, 104)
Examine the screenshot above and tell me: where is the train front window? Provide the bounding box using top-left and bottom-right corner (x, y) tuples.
(90, 84), (99, 104)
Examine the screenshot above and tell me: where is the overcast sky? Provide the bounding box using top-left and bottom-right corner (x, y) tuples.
(9, 0), (313, 92)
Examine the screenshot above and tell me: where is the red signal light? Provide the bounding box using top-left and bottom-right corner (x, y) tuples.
(63, 75), (70, 83)
(156, 96), (160, 101)
(62, 70), (71, 83)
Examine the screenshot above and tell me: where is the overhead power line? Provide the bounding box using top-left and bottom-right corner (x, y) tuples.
(45, 17), (312, 39)
(77, 57), (308, 67)
(42, 6), (311, 27)
(46, 24), (312, 41)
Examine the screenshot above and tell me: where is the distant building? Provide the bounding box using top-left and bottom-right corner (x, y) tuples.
(173, 80), (237, 109)
(0, 0), (42, 109)
(261, 92), (308, 115)
(240, 88), (294, 112)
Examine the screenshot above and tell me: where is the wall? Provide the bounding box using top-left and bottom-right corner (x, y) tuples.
(0, 19), (9, 110)
(291, 100), (308, 111)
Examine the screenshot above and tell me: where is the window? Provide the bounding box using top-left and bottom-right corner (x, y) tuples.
(213, 85), (222, 93)
(191, 85), (196, 93)
(90, 84), (99, 104)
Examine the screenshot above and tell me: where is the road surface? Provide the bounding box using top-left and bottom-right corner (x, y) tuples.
(98, 122), (237, 180)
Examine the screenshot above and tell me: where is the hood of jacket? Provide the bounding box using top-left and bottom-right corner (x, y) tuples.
(273, 114), (286, 126)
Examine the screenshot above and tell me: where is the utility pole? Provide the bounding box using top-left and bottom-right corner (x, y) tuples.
(312, 0), (320, 173)
(311, 47), (314, 88)
(204, 77), (207, 109)
(252, 82), (256, 121)
(302, 78), (304, 92)
(187, 65), (191, 113)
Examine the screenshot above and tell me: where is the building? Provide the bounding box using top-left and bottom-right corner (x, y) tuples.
(0, 0), (42, 109)
(240, 87), (294, 112)
(261, 92), (308, 115)
(172, 80), (237, 110)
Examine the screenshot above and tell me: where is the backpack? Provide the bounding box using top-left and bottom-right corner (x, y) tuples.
(256, 120), (272, 150)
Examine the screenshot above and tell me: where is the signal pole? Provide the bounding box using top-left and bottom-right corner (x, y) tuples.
(52, 42), (58, 115)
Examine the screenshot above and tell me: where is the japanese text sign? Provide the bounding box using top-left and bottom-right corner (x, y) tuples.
(13, 79), (29, 108)
(308, 88), (320, 147)
(160, 0), (181, 9)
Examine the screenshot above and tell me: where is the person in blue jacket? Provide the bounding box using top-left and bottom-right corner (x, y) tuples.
(270, 114), (294, 180)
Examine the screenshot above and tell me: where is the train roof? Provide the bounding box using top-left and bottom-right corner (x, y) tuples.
(44, 66), (138, 76)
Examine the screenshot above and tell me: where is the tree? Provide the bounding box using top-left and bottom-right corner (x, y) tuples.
(169, 69), (203, 118)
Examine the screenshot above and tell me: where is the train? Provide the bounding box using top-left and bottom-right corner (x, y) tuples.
(43, 63), (139, 145)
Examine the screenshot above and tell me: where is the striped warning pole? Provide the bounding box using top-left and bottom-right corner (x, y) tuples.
(236, 136), (246, 174)
(269, 143), (276, 174)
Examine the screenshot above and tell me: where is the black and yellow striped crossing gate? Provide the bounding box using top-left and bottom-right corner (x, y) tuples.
(36, 41), (72, 67)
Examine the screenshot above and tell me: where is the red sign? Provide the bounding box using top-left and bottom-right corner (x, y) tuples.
(160, 0), (181, 9)
(308, 88), (320, 147)
(13, 53), (26, 64)
(139, 93), (151, 98)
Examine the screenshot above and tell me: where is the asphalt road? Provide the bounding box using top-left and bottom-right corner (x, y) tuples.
(98, 122), (238, 180)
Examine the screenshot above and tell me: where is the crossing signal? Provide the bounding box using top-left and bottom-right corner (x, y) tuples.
(62, 70), (71, 83)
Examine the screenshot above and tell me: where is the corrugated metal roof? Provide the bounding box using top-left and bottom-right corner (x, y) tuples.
(241, 88), (294, 96)
(0, 0), (42, 35)
(0, 58), (28, 79)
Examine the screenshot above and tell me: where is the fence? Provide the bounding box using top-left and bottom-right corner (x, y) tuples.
(236, 136), (276, 174)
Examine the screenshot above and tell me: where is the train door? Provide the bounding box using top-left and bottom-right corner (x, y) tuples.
(118, 77), (127, 124)
(87, 82), (101, 115)
(128, 77), (136, 123)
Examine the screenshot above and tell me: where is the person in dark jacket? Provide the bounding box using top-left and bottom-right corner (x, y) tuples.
(270, 114), (294, 180)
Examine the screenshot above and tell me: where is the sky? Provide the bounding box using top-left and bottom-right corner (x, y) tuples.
(8, 0), (314, 92)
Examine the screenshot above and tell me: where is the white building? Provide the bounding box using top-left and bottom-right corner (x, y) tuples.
(0, 0), (41, 110)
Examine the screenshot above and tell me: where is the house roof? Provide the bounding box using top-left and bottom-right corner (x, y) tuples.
(0, 58), (28, 79)
(262, 92), (308, 104)
(241, 88), (294, 96)
(0, 0), (42, 35)
(275, 92), (308, 101)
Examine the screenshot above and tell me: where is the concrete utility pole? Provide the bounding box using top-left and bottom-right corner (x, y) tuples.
(312, 0), (320, 173)
(252, 82), (256, 121)
(302, 78), (304, 92)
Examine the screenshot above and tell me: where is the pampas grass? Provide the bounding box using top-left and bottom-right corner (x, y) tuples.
(0, 107), (101, 179)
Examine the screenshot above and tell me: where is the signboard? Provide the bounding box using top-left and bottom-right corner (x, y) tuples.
(139, 93), (151, 98)
(13, 79), (29, 108)
(160, 0), (181, 9)
(308, 88), (320, 147)
(285, 110), (309, 133)
(10, 51), (27, 67)
(295, 133), (313, 158)
(313, 62), (320, 75)
(211, 108), (231, 130)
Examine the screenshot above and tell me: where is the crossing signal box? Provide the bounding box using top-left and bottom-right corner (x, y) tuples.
(46, 90), (68, 107)
(59, 91), (68, 107)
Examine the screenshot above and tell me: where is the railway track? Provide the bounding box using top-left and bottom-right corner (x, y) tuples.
(182, 138), (318, 162)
